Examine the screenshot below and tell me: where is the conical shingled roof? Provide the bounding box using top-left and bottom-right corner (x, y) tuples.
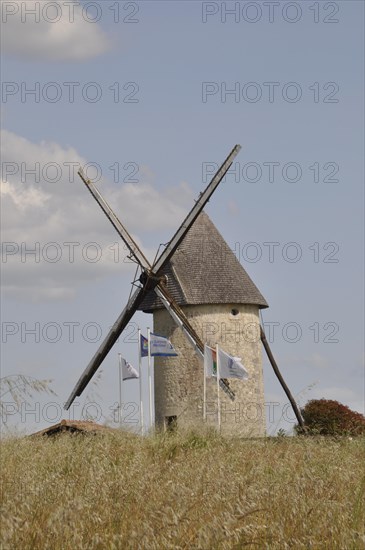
(138, 211), (268, 312)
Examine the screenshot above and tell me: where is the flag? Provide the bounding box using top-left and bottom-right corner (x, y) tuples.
(204, 344), (217, 377)
(120, 357), (139, 381)
(218, 347), (248, 380)
(140, 334), (149, 357)
(204, 344), (248, 380)
(150, 333), (178, 357)
(140, 333), (178, 357)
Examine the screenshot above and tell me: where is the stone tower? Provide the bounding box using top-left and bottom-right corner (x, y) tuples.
(138, 212), (268, 436)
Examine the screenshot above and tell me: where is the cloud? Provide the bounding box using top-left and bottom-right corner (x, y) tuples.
(1, 1), (111, 61)
(1, 129), (194, 301)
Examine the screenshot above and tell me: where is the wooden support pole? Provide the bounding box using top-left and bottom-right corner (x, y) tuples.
(260, 325), (305, 431)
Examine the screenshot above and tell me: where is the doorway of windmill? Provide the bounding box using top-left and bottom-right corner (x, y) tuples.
(165, 415), (177, 432)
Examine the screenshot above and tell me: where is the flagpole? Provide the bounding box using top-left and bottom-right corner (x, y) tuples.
(118, 353), (123, 428)
(147, 327), (153, 430)
(138, 328), (144, 436)
(216, 344), (221, 431)
(203, 344), (207, 421)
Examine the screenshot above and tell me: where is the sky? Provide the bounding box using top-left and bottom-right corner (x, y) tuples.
(1, 0), (364, 435)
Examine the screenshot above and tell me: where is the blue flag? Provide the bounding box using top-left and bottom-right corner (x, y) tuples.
(140, 334), (149, 357)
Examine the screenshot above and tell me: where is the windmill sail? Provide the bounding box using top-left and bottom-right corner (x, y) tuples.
(64, 286), (145, 409)
(152, 144), (241, 273)
(64, 146), (241, 410)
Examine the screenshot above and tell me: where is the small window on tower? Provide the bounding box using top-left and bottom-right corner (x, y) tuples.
(231, 308), (239, 316)
(165, 416), (177, 432)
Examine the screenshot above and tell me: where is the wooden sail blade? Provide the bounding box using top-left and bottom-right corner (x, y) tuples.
(152, 144), (241, 275)
(65, 146), (241, 411)
(78, 169), (151, 271)
(64, 286), (145, 410)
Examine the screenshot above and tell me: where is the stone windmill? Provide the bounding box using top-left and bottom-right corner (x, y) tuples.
(138, 211), (268, 436)
(64, 145), (304, 435)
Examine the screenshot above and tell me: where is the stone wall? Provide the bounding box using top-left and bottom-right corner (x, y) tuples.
(153, 303), (266, 437)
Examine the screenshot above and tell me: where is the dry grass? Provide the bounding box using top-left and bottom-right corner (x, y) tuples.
(1, 428), (364, 549)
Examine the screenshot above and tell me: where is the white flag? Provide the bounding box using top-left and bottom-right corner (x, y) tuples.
(149, 333), (178, 357)
(121, 357), (139, 381)
(204, 344), (248, 380)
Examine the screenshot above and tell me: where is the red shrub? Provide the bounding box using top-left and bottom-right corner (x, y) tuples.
(298, 399), (365, 436)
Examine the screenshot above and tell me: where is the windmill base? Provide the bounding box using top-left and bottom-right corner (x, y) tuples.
(153, 304), (266, 437)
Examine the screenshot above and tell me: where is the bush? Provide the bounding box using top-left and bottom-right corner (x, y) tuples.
(297, 399), (365, 436)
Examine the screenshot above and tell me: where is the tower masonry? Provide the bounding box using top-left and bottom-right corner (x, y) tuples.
(138, 211), (268, 436)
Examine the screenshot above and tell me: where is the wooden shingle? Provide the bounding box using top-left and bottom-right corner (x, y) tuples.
(139, 212), (268, 312)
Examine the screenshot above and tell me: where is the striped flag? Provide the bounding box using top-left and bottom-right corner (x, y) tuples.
(140, 333), (178, 357)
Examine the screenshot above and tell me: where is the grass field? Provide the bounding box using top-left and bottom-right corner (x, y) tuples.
(1, 429), (364, 549)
